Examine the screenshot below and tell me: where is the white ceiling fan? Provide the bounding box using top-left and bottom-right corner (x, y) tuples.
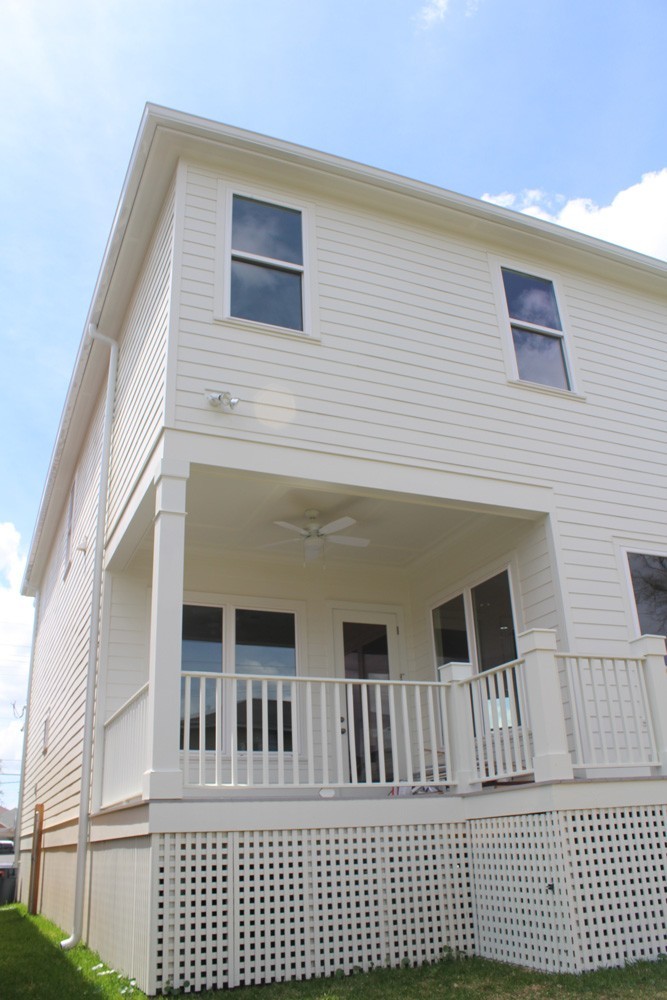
(268, 508), (370, 562)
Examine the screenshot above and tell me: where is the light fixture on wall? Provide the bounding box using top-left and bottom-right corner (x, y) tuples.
(205, 390), (240, 410)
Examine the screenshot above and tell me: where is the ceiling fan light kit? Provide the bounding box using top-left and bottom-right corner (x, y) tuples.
(271, 509), (370, 564)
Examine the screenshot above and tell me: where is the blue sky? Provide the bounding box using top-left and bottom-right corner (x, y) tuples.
(1, 0), (667, 806)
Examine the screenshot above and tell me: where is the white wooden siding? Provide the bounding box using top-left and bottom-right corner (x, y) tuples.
(171, 164), (667, 654)
(103, 574), (150, 719)
(107, 186), (174, 531)
(21, 396), (105, 837)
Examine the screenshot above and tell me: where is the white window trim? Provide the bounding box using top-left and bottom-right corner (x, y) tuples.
(489, 256), (583, 397)
(428, 562), (521, 677)
(213, 181), (320, 340)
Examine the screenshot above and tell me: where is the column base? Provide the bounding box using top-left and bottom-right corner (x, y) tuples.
(143, 768), (183, 800)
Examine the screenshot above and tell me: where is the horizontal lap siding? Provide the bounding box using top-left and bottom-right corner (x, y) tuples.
(104, 575), (149, 718)
(21, 397), (105, 837)
(107, 188), (174, 531)
(174, 165), (667, 652)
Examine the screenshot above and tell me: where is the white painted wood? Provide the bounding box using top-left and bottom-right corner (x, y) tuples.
(180, 671), (450, 789)
(107, 187), (174, 532)
(143, 464), (188, 799)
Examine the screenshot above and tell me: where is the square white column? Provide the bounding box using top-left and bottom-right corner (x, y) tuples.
(143, 460), (189, 800)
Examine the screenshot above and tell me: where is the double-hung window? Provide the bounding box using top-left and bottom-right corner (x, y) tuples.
(229, 194), (304, 332)
(500, 267), (573, 391)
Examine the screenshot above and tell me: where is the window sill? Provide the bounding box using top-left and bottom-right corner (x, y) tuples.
(507, 378), (586, 402)
(213, 313), (321, 343)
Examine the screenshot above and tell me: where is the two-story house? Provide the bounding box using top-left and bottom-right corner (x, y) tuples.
(17, 105), (667, 994)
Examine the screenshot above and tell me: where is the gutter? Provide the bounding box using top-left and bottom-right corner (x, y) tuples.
(61, 325), (118, 951)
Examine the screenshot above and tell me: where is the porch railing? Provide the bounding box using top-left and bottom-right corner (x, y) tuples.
(458, 659), (533, 782)
(557, 653), (659, 769)
(101, 683), (149, 805)
(180, 672), (451, 789)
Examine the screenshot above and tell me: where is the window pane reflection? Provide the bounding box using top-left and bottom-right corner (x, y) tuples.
(236, 609), (296, 751)
(232, 196), (303, 264)
(231, 259), (303, 330)
(512, 328), (570, 390)
(628, 553), (667, 637)
(432, 594), (470, 666)
(502, 270), (562, 330)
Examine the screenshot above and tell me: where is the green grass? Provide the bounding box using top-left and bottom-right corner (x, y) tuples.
(1, 903), (667, 999)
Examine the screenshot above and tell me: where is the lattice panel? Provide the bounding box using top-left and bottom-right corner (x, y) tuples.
(153, 823), (473, 992)
(471, 812), (576, 972)
(154, 833), (232, 994)
(562, 805), (667, 971)
(233, 824), (473, 986)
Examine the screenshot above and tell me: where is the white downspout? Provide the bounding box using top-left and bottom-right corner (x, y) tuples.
(14, 589), (40, 892)
(61, 325), (118, 950)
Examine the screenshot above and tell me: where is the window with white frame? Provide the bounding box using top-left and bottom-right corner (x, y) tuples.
(627, 552), (667, 638)
(432, 569), (518, 673)
(181, 604), (297, 751)
(501, 267), (572, 391)
(229, 194), (305, 332)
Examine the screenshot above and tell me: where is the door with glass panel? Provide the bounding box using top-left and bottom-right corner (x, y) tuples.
(334, 611), (398, 783)
(432, 571), (525, 777)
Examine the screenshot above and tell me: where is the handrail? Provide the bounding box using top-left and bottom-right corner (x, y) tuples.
(103, 682), (150, 729)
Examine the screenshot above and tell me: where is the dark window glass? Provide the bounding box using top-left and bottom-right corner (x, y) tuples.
(231, 259), (303, 330)
(232, 196), (303, 264)
(512, 328), (570, 390)
(182, 605), (223, 673)
(628, 553), (667, 637)
(432, 594), (470, 666)
(471, 571), (517, 671)
(236, 609), (296, 752)
(502, 270), (562, 330)
(181, 606), (223, 752)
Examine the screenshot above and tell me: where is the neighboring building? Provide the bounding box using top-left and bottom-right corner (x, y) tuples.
(0, 807), (16, 839)
(18, 106), (667, 993)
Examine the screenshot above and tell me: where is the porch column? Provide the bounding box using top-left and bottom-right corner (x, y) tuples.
(143, 460), (189, 800)
(630, 634), (667, 774)
(517, 629), (574, 783)
(438, 663), (481, 793)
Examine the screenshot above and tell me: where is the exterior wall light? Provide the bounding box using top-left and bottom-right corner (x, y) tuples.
(206, 391), (240, 410)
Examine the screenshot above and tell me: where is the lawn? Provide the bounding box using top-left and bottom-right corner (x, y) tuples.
(1, 903), (667, 999)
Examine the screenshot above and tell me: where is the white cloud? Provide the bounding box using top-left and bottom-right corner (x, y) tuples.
(482, 169), (667, 261)
(0, 524), (34, 808)
(416, 0), (451, 29)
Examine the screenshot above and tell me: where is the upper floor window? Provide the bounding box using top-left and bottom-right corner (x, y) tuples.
(230, 195), (304, 332)
(501, 268), (572, 391)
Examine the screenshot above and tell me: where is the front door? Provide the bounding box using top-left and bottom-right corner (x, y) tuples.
(333, 610), (398, 782)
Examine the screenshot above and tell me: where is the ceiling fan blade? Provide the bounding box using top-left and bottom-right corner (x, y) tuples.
(274, 520), (308, 536)
(327, 535), (369, 547)
(319, 516), (356, 536)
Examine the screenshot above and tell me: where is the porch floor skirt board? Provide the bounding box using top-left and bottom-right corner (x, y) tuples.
(151, 822), (474, 993)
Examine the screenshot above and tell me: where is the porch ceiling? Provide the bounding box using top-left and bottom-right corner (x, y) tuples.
(181, 467), (525, 569)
